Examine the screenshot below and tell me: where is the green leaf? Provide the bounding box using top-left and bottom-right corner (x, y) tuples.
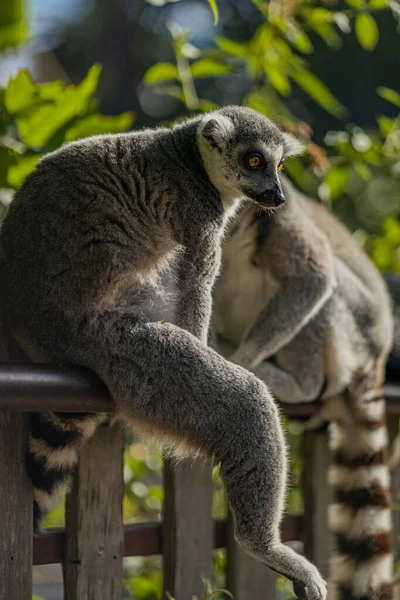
(216, 36), (248, 56)
(325, 165), (350, 199)
(5, 70), (38, 115)
(283, 21), (313, 53)
(190, 58), (231, 78)
(65, 112), (134, 141)
(291, 70), (346, 118)
(207, 0), (219, 24)
(355, 13), (379, 50)
(0, 147), (17, 187)
(368, 0), (387, 9)
(144, 63), (180, 85)
(377, 115), (395, 136)
(377, 86), (400, 108)
(345, 0), (366, 8)
(354, 160), (372, 180)
(0, 0), (26, 50)
(16, 64), (102, 147)
(37, 80), (65, 101)
(198, 98), (219, 112)
(7, 154), (42, 189)
(264, 65), (292, 96)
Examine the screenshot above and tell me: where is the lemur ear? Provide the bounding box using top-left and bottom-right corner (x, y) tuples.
(282, 132), (305, 157)
(200, 114), (234, 150)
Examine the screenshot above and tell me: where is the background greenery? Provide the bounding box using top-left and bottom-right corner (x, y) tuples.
(0, 0), (399, 598)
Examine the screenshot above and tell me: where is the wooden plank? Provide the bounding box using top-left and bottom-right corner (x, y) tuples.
(163, 458), (214, 600)
(0, 412), (32, 600)
(0, 299), (33, 600)
(63, 424), (125, 600)
(226, 512), (277, 600)
(302, 429), (332, 578)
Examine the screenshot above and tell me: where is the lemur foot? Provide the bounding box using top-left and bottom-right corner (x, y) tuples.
(293, 569), (327, 600)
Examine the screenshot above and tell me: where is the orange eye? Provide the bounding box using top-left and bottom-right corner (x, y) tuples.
(277, 162), (284, 171)
(248, 155), (262, 168)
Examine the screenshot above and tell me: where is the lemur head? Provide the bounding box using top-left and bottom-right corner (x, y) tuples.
(196, 106), (303, 211)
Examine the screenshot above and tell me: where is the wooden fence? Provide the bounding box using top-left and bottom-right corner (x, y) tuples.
(1, 318), (400, 600)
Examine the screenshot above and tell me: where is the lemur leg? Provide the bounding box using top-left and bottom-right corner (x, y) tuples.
(52, 312), (325, 600)
(241, 323), (325, 404)
(252, 360), (324, 404)
(28, 411), (108, 533)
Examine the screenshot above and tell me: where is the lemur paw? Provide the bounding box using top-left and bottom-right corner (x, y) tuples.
(293, 570), (327, 600)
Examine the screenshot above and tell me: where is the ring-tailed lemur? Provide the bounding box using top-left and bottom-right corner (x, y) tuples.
(0, 107), (326, 600)
(214, 175), (394, 600)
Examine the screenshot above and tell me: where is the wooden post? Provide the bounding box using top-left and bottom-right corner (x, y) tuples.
(163, 458), (214, 600)
(0, 298), (33, 600)
(226, 512), (276, 600)
(302, 428), (332, 578)
(63, 424), (125, 600)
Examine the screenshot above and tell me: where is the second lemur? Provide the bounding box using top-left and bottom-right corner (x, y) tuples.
(215, 175), (394, 600)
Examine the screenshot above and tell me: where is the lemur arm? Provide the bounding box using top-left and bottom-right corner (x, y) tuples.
(176, 231), (221, 344)
(230, 219), (336, 370)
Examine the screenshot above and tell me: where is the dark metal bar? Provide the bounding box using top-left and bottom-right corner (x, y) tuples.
(1, 363), (400, 414)
(0, 364), (112, 412)
(32, 516), (302, 566)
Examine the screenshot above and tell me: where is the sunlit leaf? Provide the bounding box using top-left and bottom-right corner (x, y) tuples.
(5, 70), (38, 115)
(377, 115), (395, 137)
(354, 160), (372, 180)
(334, 13), (351, 33)
(16, 65), (102, 147)
(0, 0), (26, 50)
(7, 154), (42, 189)
(291, 70), (346, 118)
(368, 0), (388, 9)
(377, 86), (400, 107)
(144, 63), (180, 84)
(355, 13), (379, 50)
(198, 98), (219, 112)
(264, 64), (292, 95)
(190, 58), (231, 78)
(309, 21), (342, 47)
(37, 80), (65, 101)
(0, 147), (17, 187)
(325, 165), (350, 199)
(65, 112), (134, 141)
(345, 0), (366, 8)
(207, 0), (219, 24)
(216, 36), (248, 56)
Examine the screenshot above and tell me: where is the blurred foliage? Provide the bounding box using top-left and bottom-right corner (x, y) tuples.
(0, 0), (26, 50)
(166, 575), (233, 600)
(143, 0), (400, 272)
(0, 65), (134, 223)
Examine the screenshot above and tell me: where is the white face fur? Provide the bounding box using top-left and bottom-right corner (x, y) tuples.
(196, 108), (303, 213)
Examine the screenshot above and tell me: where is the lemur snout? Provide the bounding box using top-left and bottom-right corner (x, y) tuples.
(273, 184), (285, 206)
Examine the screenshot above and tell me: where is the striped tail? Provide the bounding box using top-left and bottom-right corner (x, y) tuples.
(27, 412), (107, 533)
(327, 368), (394, 600)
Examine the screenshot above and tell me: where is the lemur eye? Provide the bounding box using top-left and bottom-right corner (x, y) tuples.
(248, 154), (263, 168)
(277, 162), (284, 171)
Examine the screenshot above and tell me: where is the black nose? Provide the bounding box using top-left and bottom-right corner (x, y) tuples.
(273, 185), (285, 206)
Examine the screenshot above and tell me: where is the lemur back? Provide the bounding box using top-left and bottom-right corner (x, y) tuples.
(215, 175), (394, 600)
(0, 108), (326, 600)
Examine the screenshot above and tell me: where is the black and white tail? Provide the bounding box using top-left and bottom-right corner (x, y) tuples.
(326, 367), (394, 600)
(27, 411), (107, 533)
